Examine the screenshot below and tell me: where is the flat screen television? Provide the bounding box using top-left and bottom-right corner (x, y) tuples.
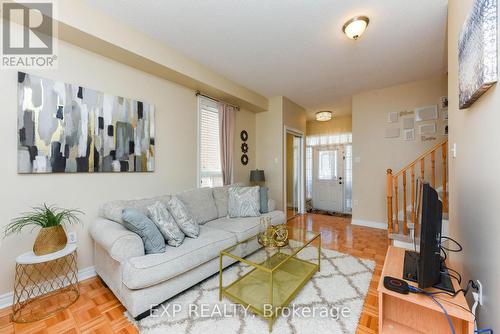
(403, 182), (453, 292)
(418, 182), (443, 288)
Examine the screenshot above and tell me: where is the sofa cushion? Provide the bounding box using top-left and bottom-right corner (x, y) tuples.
(205, 210), (286, 242)
(147, 201), (185, 247)
(100, 195), (171, 224)
(228, 186), (261, 218)
(122, 226), (236, 289)
(177, 188), (218, 224)
(212, 186), (229, 218)
(122, 208), (166, 254)
(168, 196), (200, 238)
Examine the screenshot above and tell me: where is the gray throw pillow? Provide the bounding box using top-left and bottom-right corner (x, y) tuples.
(228, 186), (261, 218)
(122, 208), (166, 254)
(147, 201), (185, 247)
(177, 188), (218, 224)
(259, 186), (269, 213)
(212, 186), (229, 218)
(167, 196), (200, 238)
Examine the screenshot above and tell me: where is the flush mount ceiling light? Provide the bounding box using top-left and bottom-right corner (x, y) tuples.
(342, 16), (370, 40)
(315, 111), (332, 122)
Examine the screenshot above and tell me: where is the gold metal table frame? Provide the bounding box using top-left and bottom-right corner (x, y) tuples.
(219, 227), (321, 331)
(12, 244), (80, 323)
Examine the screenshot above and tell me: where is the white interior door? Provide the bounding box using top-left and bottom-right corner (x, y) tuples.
(312, 146), (344, 212)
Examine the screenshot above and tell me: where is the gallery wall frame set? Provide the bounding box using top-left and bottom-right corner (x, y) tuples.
(240, 130), (249, 165)
(17, 72), (155, 174)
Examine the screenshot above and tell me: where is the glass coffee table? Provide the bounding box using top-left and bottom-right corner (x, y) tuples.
(219, 227), (321, 331)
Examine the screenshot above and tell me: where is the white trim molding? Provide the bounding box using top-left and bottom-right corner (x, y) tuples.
(351, 219), (387, 230)
(283, 126), (306, 217)
(0, 292), (13, 310)
(0, 266), (96, 309)
(78, 266), (97, 281)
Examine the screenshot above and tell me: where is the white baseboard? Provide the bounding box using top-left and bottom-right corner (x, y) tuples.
(351, 219), (387, 230)
(0, 292), (13, 310)
(0, 266), (96, 309)
(78, 266), (97, 281)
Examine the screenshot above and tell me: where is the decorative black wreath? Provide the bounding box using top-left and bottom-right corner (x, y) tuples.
(240, 130), (248, 142)
(241, 142), (248, 153)
(241, 154), (249, 165)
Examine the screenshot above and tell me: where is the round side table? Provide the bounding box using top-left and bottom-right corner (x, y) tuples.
(12, 243), (80, 323)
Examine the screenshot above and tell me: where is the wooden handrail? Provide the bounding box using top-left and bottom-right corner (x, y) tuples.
(393, 139), (449, 177)
(386, 139), (448, 234)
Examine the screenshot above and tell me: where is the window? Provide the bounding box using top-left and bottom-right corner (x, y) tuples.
(198, 97), (223, 187)
(318, 150), (337, 180)
(344, 144), (353, 212)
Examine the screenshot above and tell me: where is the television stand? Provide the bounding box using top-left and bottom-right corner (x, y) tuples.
(403, 250), (455, 293)
(378, 246), (474, 333)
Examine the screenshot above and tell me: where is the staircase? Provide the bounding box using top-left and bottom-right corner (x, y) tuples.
(386, 139), (448, 246)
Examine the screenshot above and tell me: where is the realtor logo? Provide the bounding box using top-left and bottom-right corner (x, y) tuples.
(1, 1), (57, 68)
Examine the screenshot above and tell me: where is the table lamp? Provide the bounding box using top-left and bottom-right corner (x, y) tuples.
(250, 169), (265, 186)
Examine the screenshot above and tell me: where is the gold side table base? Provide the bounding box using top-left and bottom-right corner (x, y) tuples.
(12, 249), (79, 323)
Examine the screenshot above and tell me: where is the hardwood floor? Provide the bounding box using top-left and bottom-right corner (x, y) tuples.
(0, 213), (388, 334)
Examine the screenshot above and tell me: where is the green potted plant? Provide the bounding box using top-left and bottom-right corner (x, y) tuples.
(4, 204), (83, 256)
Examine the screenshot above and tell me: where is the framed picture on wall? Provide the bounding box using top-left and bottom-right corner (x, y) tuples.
(458, 0), (498, 109)
(17, 72), (155, 174)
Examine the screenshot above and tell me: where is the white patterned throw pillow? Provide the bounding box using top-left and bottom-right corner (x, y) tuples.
(167, 196), (200, 238)
(228, 186), (261, 218)
(147, 201), (185, 247)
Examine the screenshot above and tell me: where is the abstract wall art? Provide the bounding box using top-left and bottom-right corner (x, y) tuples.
(459, 0), (498, 109)
(17, 72), (155, 173)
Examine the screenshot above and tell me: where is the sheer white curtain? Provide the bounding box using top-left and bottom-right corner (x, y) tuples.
(306, 133), (352, 146)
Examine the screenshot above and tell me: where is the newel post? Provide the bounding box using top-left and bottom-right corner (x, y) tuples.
(386, 169), (393, 233)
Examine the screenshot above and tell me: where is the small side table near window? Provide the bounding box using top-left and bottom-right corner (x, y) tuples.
(12, 244), (79, 323)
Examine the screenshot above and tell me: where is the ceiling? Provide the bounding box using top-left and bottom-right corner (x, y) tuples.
(83, 0), (448, 119)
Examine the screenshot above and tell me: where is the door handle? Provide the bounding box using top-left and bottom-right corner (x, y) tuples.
(339, 181), (343, 185)
(339, 177), (343, 180)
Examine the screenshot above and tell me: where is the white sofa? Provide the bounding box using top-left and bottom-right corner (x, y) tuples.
(89, 186), (285, 319)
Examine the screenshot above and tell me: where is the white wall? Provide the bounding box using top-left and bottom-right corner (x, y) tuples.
(0, 40), (255, 295)
(282, 97), (307, 212)
(352, 75), (448, 226)
(448, 1), (500, 330)
(233, 109), (256, 184)
(306, 115), (352, 136)
(256, 97), (284, 209)
(256, 96), (307, 211)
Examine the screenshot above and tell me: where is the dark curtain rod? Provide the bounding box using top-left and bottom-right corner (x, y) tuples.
(195, 91), (240, 110)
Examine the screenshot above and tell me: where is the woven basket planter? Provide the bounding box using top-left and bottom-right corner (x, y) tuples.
(33, 226), (67, 256)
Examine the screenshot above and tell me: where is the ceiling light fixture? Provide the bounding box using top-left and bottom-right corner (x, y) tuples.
(342, 16), (370, 40)
(315, 111), (332, 122)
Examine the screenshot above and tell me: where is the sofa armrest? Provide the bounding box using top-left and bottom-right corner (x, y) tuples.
(268, 199), (276, 212)
(90, 218), (145, 262)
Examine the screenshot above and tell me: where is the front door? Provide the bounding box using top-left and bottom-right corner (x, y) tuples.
(312, 146), (344, 212)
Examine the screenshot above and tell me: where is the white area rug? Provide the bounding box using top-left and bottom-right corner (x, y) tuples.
(127, 246), (375, 334)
